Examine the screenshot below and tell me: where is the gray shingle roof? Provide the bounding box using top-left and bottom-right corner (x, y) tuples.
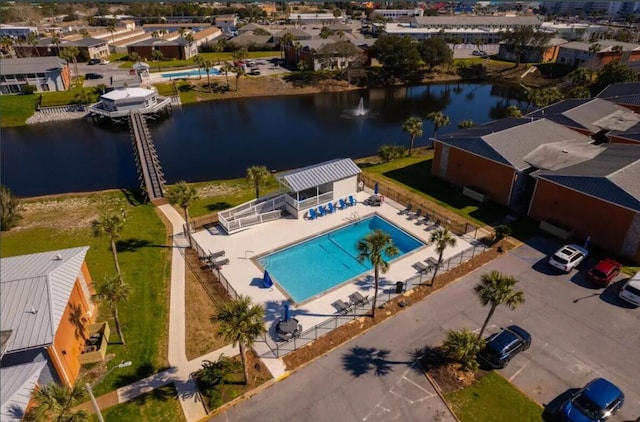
(596, 82), (640, 107)
(277, 158), (361, 192)
(0, 57), (66, 75)
(412, 15), (541, 26)
(526, 98), (633, 133)
(229, 33), (273, 46)
(0, 246), (89, 353)
(535, 143), (640, 211)
(558, 39), (640, 52)
(437, 118), (596, 171)
(66, 37), (107, 47)
(0, 361), (47, 422)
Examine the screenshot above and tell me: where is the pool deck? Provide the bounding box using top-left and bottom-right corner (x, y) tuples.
(191, 191), (482, 358)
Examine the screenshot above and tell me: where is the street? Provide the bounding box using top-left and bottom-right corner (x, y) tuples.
(211, 237), (639, 422)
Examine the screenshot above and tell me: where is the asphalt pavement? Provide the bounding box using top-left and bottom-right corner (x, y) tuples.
(210, 236), (639, 422)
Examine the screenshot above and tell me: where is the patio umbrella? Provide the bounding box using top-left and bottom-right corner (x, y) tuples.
(283, 302), (290, 321)
(374, 183), (379, 195)
(263, 270), (273, 288)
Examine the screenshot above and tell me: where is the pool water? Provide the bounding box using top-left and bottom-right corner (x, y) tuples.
(258, 215), (424, 303)
(161, 68), (221, 78)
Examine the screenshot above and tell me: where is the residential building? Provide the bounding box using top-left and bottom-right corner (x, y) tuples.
(371, 8), (425, 19)
(191, 26), (223, 47)
(0, 247), (98, 420)
(273, 28), (313, 44)
(141, 23), (213, 34)
(88, 87), (172, 120)
(289, 13), (343, 25)
(528, 143), (640, 262)
(0, 25), (38, 40)
(237, 23), (270, 35)
(596, 82), (640, 113)
(284, 38), (369, 71)
(497, 37), (566, 63)
(214, 15), (238, 34)
(540, 22), (608, 42)
(13, 37), (109, 61)
(127, 37), (196, 61)
(542, 1), (640, 16)
(556, 39), (640, 67)
(0, 57), (69, 94)
(382, 15), (543, 43)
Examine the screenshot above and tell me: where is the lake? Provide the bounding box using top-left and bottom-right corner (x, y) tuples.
(1, 83), (527, 197)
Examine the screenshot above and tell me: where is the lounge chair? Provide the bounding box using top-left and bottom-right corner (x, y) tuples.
(408, 208), (422, 221)
(317, 206), (327, 217)
(418, 213), (431, 226)
(327, 202), (336, 213)
(349, 292), (369, 306)
(331, 299), (351, 315)
(308, 208), (318, 220)
(338, 198), (348, 209)
(209, 250), (225, 259)
(213, 258), (230, 269)
(399, 204), (413, 215)
(414, 262), (430, 272)
(348, 195), (357, 207)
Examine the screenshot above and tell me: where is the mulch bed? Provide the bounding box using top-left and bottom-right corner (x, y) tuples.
(283, 239), (514, 371)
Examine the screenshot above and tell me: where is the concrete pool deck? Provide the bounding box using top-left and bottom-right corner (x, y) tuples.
(191, 191), (482, 360)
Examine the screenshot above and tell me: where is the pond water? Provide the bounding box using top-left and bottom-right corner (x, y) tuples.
(1, 83), (528, 197)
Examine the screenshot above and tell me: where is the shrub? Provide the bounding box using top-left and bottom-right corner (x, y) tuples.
(0, 185), (22, 231)
(494, 224), (512, 243)
(378, 144), (407, 162)
(20, 84), (37, 95)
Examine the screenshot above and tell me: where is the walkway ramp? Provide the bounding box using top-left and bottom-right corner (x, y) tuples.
(218, 193), (287, 233)
(129, 111), (166, 203)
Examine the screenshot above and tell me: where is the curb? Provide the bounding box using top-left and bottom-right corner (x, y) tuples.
(417, 360), (461, 422)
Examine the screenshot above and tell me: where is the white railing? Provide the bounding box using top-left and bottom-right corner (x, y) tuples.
(87, 97), (172, 118)
(223, 209), (282, 233)
(219, 193), (288, 233)
(288, 191), (334, 210)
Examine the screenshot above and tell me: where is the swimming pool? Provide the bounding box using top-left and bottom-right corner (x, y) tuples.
(161, 68), (221, 79)
(258, 215), (424, 303)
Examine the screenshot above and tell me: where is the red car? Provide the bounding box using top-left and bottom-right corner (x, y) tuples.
(587, 259), (621, 286)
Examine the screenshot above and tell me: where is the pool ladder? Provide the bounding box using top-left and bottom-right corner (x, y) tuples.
(349, 211), (361, 223)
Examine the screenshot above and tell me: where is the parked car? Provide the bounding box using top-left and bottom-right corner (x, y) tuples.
(472, 50), (488, 57)
(87, 58), (100, 65)
(559, 378), (624, 422)
(477, 325), (531, 369)
(249, 69), (261, 76)
(549, 244), (588, 272)
(85, 73), (103, 80)
(619, 272), (640, 306)
(99, 59), (110, 65)
(587, 259), (621, 287)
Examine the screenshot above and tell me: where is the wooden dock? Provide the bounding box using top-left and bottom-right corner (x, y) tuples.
(129, 111), (166, 203)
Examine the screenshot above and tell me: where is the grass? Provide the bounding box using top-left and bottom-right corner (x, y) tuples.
(40, 87), (101, 107)
(0, 94), (39, 127)
(622, 266), (640, 275)
(446, 372), (543, 422)
(91, 384), (185, 422)
(0, 191), (170, 396)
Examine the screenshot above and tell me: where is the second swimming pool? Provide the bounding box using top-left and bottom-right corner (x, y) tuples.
(258, 215), (424, 303)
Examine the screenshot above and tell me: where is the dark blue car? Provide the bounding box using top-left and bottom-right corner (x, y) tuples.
(560, 378), (624, 422)
(477, 325), (531, 369)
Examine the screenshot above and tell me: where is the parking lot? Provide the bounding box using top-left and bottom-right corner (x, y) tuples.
(463, 237), (639, 420)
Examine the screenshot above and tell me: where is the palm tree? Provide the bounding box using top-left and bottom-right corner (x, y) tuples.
(211, 295), (266, 385)
(51, 34), (61, 56)
(402, 117), (423, 157)
(166, 181), (199, 247)
(356, 230), (399, 318)
(1, 184), (21, 231)
(280, 31), (294, 58)
(200, 59), (215, 92)
(25, 381), (88, 422)
(93, 274), (131, 345)
(213, 39), (225, 64)
(152, 49), (164, 71)
(27, 32), (40, 57)
(429, 228), (457, 285)
(91, 211), (126, 278)
(246, 165), (270, 199)
(60, 46), (80, 88)
(473, 270), (525, 341)
(107, 20), (116, 45)
(442, 328), (484, 371)
(426, 111), (450, 141)
(185, 32), (195, 57)
(505, 105), (522, 117)
(233, 64), (245, 91)
(193, 55), (204, 79)
(457, 119), (475, 129)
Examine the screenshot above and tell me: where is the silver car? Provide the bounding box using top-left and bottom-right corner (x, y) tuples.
(619, 272), (640, 306)
(548, 244), (588, 272)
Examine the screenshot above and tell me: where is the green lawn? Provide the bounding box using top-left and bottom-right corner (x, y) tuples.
(0, 191), (170, 396)
(40, 87), (101, 107)
(446, 372), (543, 422)
(622, 266), (640, 275)
(0, 94), (39, 127)
(92, 384), (185, 422)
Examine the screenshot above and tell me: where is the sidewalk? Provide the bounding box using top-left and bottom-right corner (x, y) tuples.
(81, 204), (286, 421)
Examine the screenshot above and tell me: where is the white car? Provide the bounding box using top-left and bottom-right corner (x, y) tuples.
(619, 272), (640, 306)
(99, 60), (110, 65)
(548, 244), (588, 272)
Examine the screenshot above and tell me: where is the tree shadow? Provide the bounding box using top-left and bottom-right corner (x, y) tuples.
(68, 302), (88, 341)
(115, 361), (161, 386)
(120, 188), (146, 206)
(542, 388), (579, 421)
(341, 346), (412, 378)
(408, 345), (446, 374)
(116, 238), (152, 252)
(206, 201), (233, 211)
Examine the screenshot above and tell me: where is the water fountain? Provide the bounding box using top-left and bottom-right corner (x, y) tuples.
(355, 97), (366, 116)
(342, 96), (375, 119)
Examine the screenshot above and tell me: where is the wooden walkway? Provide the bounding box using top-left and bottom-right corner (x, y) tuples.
(129, 111), (166, 203)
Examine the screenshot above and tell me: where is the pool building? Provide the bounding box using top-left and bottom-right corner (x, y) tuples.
(192, 158), (478, 356)
(87, 86), (173, 123)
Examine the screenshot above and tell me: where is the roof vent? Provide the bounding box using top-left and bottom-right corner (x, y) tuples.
(27, 307), (38, 315)
(562, 150), (568, 154)
(54, 254), (62, 261)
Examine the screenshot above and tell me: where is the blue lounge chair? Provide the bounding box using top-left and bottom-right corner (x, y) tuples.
(348, 195), (357, 207)
(339, 198), (348, 209)
(308, 208), (318, 220)
(327, 202), (336, 213)
(317, 206), (327, 217)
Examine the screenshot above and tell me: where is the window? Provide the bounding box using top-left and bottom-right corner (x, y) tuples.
(37, 73), (45, 78)
(40, 83), (50, 91)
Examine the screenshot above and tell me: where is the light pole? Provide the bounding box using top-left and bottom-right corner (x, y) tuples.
(86, 360), (132, 422)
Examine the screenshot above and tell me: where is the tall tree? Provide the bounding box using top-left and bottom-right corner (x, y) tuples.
(372, 34), (421, 82)
(166, 181), (199, 247)
(193, 55), (204, 79)
(500, 27), (551, 67)
(246, 165), (270, 199)
(200, 59), (215, 92)
(279, 31), (294, 58)
(107, 20), (116, 44)
(429, 227), (456, 285)
(93, 274), (131, 345)
(27, 32), (40, 57)
(457, 119), (475, 129)
(91, 211), (126, 278)
(152, 49), (164, 71)
(401, 117), (423, 156)
(24, 381), (88, 422)
(213, 39), (225, 64)
(211, 295), (266, 385)
(473, 270), (525, 340)
(592, 62), (638, 94)
(0, 185), (21, 231)
(426, 111), (450, 139)
(60, 46), (80, 88)
(356, 229), (399, 318)
(418, 37), (453, 71)
(505, 105), (522, 117)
